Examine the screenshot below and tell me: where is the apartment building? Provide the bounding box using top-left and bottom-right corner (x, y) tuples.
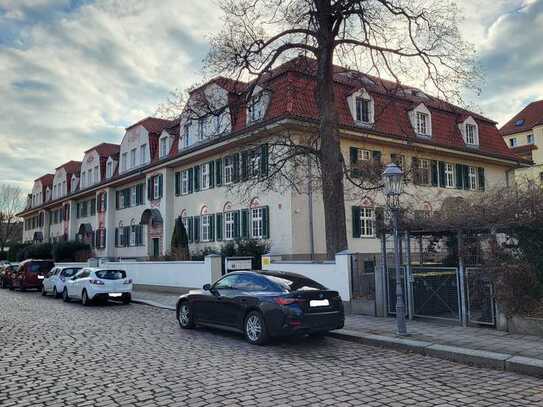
(19, 57), (526, 260)
(500, 100), (543, 183)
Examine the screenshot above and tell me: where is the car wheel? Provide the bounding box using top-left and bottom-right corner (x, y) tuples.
(41, 285), (47, 296)
(244, 311), (269, 345)
(122, 293), (131, 305)
(62, 288), (71, 303)
(53, 287), (59, 298)
(177, 302), (195, 329)
(81, 290), (91, 306)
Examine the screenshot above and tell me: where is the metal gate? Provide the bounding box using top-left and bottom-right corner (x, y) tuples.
(351, 254), (376, 301)
(411, 267), (461, 321)
(386, 266), (408, 316)
(466, 267), (496, 326)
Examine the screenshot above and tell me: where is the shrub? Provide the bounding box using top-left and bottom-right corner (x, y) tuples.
(17, 243), (53, 261)
(52, 241), (92, 262)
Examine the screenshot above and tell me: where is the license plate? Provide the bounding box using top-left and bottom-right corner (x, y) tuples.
(310, 299), (329, 307)
(109, 293), (122, 297)
(37, 275), (44, 280)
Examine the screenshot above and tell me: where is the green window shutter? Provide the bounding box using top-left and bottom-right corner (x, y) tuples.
(216, 213), (223, 241)
(411, 157), (420, 184)
(193, 216), (200, 242)
(194, 166), (200, 192)
(463, 165), (470, 190)
(352, 206), (362, 238)
(455, 164), (463, 189)
(262, 206), (270, 239)
(478, 167), (485, 191)
(430, 160), (438, 186)
(103, 192), (107, 211)
(233, 153), (240, 182)
(233, 211), (240, 238)
(114, 228), (119, 247)
(147, 178), (153, 201)
(241, 151), (249, 180)
(158, 174), (163, 198)
(188, 168), (194, 193)
(349, 147), (358, 164)
(438, 161), (446, 187)
(375, 207), (385, 238)
(175, 172), (181, 196)
(115, 192), (120, 210)
(209, 161), (215, 188)
(240, 209), (249, 238)
(187, 217), (194, 242)
(372, 150), (381, 162)
(215, 158), (223, 186)
(260, 144), (269, 177)
(209, 215), (215, 242)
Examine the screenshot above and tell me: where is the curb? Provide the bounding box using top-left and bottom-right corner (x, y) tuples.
(329, 329), (543, 379)
(131, 298), (176, 311)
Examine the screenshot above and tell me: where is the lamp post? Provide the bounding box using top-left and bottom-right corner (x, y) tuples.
(383, 163), (407, 336)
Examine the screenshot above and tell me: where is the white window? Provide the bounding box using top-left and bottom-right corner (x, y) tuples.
(131, 186), (137, 206)
(62, 181), (66, 197)
(198, 118), (205, 140)
(159, 136), (169, 158)
(121, 152), (127, 172)
(181, 170), (189, 194)
(510, 138), (517, 147)
(94, 166), (99, 183)
(355, 97), (371, 123)
(358, 149), (371, 161)
(468, 167), (477, 190)
(248, 96), (264, 122)
(251, 207), (264, 239)
(201, 215), (210, 242)
(153, 176), (160, 200)
(466, 124), (477, 145)
(445, 163), (455, 188)
(87, 169), (92, 185)
(416, 112), (429, 135)
(250, 152), (261, 177)
(201, 163), (210, 190)
(140, 144), (147, 164)
(224, 156), (234, 184)
(183, 122), (191, 148)
(360, 208), (374, 237)
(418, 159), (430, 185)
(224, 211), (234, 240)
(130, 148), (137, 168)
(528, 134), (534, 144)
(106, 161), (113, 178)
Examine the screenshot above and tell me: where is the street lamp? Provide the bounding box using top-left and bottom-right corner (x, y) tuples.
(383, 163), (407, 336)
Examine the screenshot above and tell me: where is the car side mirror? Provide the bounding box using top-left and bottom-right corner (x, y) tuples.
(71, 276), (77, 281)
(203, 283), (211, 291)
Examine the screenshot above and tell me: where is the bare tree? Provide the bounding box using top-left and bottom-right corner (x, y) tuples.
(202, 0), (478, 258)
(0, 185), (23, 253)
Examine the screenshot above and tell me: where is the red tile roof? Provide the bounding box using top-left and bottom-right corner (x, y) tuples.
(55, 160), (81, 174)
(126, 117), (176, 134)
(84, 142), (120, 157)
(34, 174), (54, 185)
(500, 100), (543, 136)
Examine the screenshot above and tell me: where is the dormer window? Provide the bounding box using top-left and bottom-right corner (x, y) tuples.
(410, 104), (432, 137)
(510, 138), (517, 147)
(159, 135), (170, 158)
(416, 112), (429, 135)
(198, 118), (205, 140)
(348, 88), (374, 126)
(106, 161), (113, 178)
(356, 98), (370, 123)
(459, 116), (479, 147)
(528, 134), (534, 144)
(248, 95), (264, 123)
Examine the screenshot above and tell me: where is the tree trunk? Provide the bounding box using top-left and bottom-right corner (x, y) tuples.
(315, 0), (348, 259)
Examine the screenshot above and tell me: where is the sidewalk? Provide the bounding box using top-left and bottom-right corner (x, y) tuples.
(133, 287), (543, 378)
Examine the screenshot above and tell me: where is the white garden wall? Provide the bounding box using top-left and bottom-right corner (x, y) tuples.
(262, 253), (352, 301)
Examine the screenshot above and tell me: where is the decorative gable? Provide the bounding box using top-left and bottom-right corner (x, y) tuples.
(409, 103), (432, 137)
(458, 116), (479, 147)
(347, 88), (374, 126)
(246, 85), (271, 125)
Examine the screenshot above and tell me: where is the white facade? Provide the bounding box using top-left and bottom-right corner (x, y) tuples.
(119, 126), (151, 174)
(80, 150), (101, 189)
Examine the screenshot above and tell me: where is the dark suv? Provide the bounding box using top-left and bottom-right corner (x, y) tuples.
(12, 260), (55, 291)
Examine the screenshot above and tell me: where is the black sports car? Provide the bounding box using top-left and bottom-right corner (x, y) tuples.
(176, 270), (344, 345)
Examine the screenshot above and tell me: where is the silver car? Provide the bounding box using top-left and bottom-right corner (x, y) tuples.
(42, 266), (82, 298)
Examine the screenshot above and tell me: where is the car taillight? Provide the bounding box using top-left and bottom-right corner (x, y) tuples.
(123, 279), (132, 285)
(90, 279), (104, 285)
(274, 297), (303, 305)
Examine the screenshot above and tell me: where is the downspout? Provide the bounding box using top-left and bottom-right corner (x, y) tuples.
(307, 156), (315, 260)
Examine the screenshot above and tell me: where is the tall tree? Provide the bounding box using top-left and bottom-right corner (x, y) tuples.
(204, 0), (477, 258)
(0, 185), (23, 253)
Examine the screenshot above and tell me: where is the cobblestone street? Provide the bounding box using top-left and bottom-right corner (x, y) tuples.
(1, 289), (542, 407)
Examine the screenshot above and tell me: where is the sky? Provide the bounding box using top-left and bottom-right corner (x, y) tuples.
(1, 0), (542, 191)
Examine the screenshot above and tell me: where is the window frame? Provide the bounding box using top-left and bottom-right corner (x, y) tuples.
(224, 211), (235, 240)
(181, 170), (189, 195)
(444, 163), (455, 188)
(355, 97), (371, 123)
(468, 166), (477, 190)
(201, 163), (210, 190)
(416, 111), (429, 135)
(360, 207), (375, 237)
(201, 214), (210, 242)
(251, 207), (264, 239)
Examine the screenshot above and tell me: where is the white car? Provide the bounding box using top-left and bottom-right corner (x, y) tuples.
(63, 268), (133, 306)
(41, 266), (82, 298)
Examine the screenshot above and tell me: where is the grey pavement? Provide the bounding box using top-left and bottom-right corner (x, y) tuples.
(2, 289), (543, 406)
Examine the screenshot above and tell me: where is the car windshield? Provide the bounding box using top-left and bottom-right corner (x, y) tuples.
(262, 273), (326, 292)
(95, 270), (126, 280)
(29, 263), (54, 273)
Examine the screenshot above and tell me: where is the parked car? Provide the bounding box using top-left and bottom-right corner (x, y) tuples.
(41, 266), (82, 298)
(11, 260), (55, 291)
(0, 264), (16, 289)
(63, 268), (132, 305)
(176, 270), (345, 345)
